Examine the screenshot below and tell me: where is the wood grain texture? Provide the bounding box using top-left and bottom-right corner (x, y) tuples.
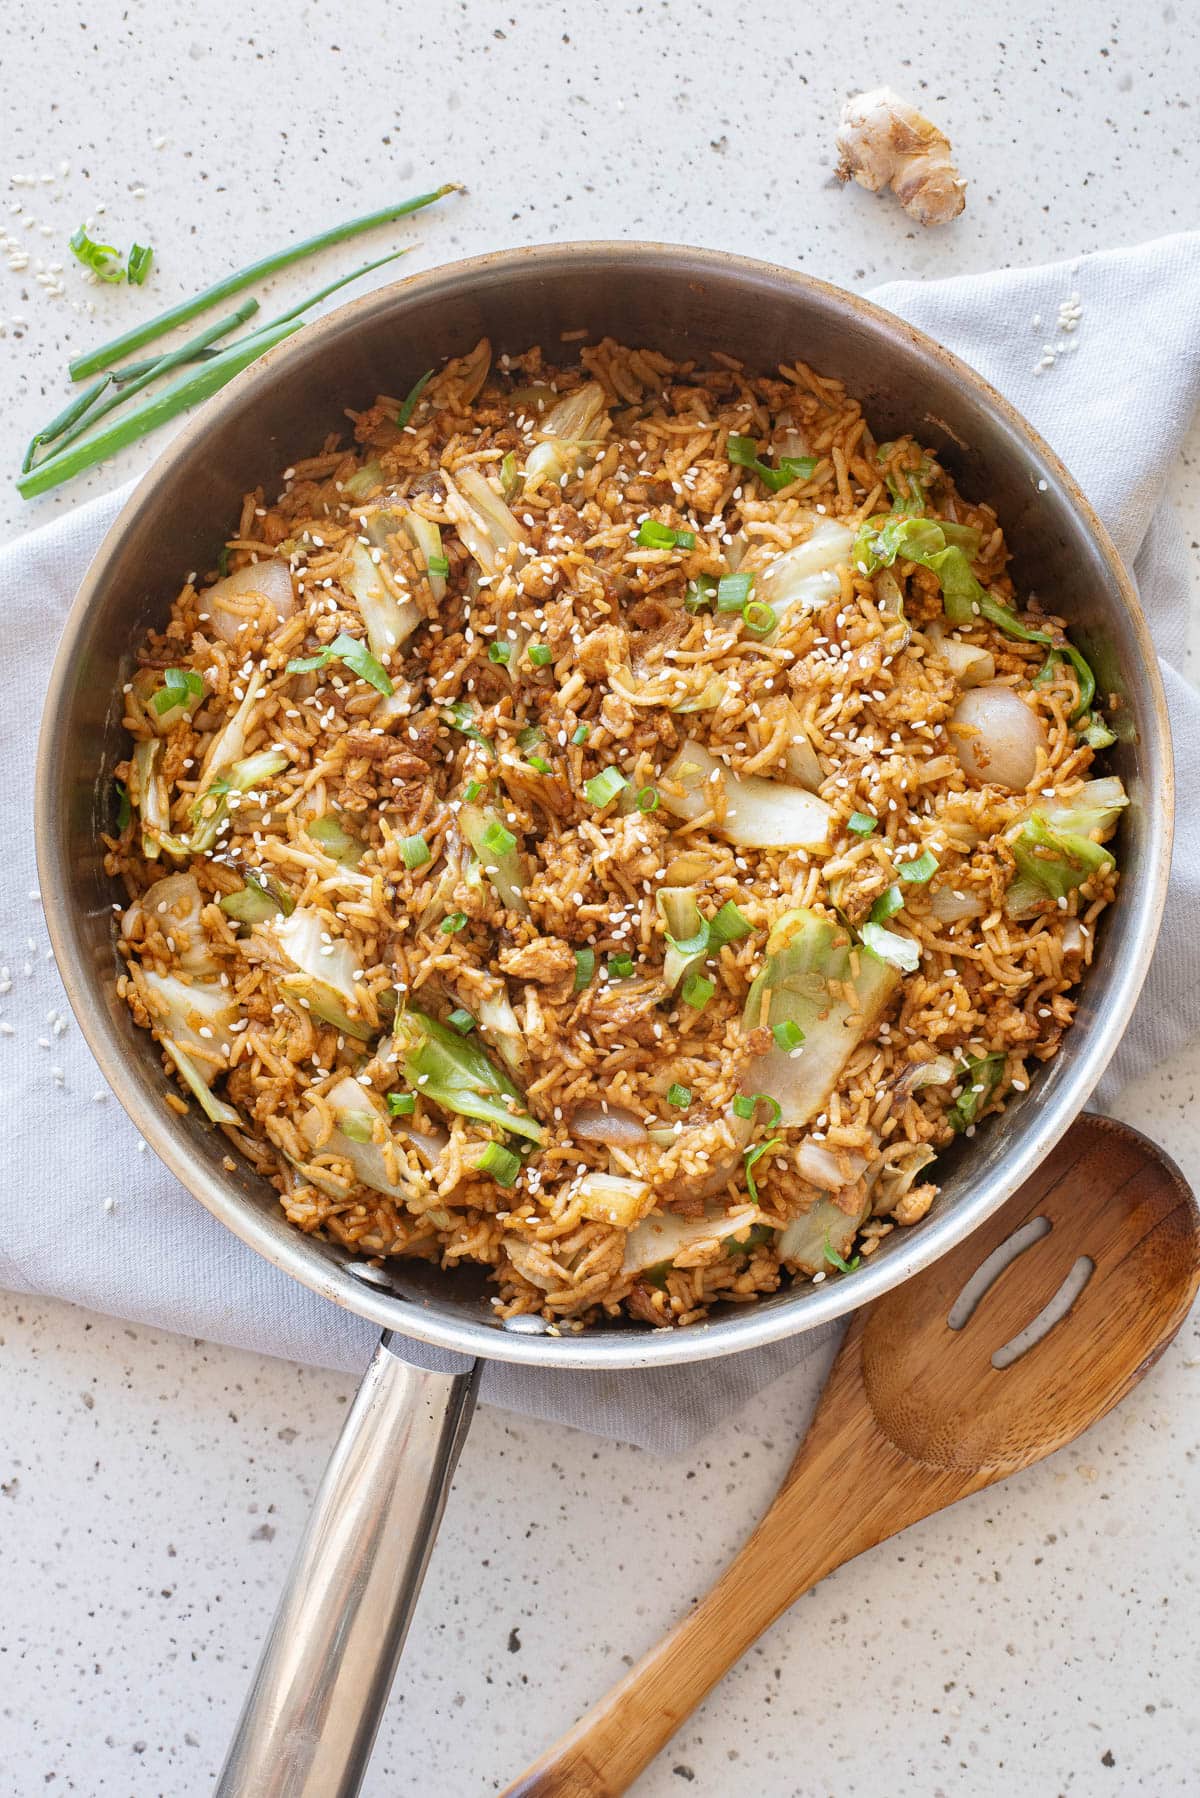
(501, 1115), (1200, 1798)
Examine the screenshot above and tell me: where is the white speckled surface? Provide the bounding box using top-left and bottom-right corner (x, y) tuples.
(3, 2), (1200, 1793)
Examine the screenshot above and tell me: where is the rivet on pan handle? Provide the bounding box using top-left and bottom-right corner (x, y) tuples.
(216, 1334), (479, 1798)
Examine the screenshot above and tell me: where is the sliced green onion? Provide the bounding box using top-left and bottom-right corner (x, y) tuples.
(897, 849), (939, 884)
(685, 574), (718, 613)
(427, 553), (450, 577)
(636, 519), (695, 551)
(742, 600), (777, 638)
(666, 1082), (692, 1109)
(474, 1141), (522, 1187)
(726, 434), (760, 470)
(150, 667), (205, 715)
(571, 724), (591, 746)
(401, 833), (431, 870)
(440, 911), (469, 934)
(69, 226), (123, 283)
(216, 544), (231, 578)
(526, 642), (553, 667)
(396, 368), (434, 428)
(636, 785), (659, 813)
(847, 811), (878, 837)
(527, 755), (552, 774)
(114, 778), (132, 831)
(869, 885), (904, 924)
(126, 242), (154, 285)
(463, 779), (484, 803)
(744, 1135), (781, 1202)
(772, 1019), (805, 1052)
(386, 1091), (417, 1116)
(717, 572), (754, 612)
(447, 1007), (475, 1035)
(68, 186), (459, 381)
(487, 642), (512, 666)
(481, 819), (517, 856)
(516, 725), (544, 751)
(286, 629), (394, 696)
(681, 971), (715, 1010)
(823, 1236), (861, 1274)
(573, 946), (595, 990)
(584, 766), (628, 808)
(607, 952), (635, 980)
(727, 434), (817, 493)
(734, 1091), (783, 1127)
(710, 900), (752, 946)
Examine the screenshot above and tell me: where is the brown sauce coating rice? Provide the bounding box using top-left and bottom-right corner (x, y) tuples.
(105, 337), (1121, 1331)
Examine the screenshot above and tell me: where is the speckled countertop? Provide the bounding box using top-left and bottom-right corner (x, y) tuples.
(3, 2), (1200, 1793)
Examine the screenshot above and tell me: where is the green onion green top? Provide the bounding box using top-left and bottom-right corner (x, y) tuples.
(717, 572), (753, 612)
(396, 368), (434, 428)
(635, 518), (695, 550)
(727, 433), (818, 493)
(869, 885), (904, 924)
(681, 971), (715, 1010)
(126, 242), (154, 286)
(896, 849), (938, 884)
(584, 766), (628, 808)
(474, 1141), (522, 1187)
(70, 227), (124, 284)
(286, 630), (394, 696)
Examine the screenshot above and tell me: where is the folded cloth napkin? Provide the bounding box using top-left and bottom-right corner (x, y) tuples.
(4, 233), (1200, 1455)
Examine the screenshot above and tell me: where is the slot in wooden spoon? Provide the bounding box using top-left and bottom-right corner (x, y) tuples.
(502, 1114), (1200, 1798)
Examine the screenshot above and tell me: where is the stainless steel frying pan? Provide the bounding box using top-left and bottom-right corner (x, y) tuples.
(35, 243), (1172, 1797)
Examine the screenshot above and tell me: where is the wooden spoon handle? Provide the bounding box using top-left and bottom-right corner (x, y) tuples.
(500, 1515), (839, 1798)
(501, 1334), (950, 1798)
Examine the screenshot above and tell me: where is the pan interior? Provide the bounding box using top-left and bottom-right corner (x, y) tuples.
(37, 243), (1170, 1370)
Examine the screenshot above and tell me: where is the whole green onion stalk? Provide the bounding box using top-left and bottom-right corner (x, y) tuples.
(67, 183), (461, 380)
(17, 321), (301, 498)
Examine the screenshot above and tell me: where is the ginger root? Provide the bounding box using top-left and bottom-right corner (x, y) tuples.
(835, 87), (966, 227)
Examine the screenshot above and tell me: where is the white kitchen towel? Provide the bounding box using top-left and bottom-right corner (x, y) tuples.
(4, 232), (1199, 1455)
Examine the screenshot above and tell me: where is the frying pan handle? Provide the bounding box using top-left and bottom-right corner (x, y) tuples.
(216, 1333), (479, 1798)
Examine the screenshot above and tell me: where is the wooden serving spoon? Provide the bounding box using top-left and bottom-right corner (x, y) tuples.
(502, 1114), (1200, 1798)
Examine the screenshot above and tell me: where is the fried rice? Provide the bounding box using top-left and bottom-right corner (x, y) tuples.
(106, 335), (1126, 1331)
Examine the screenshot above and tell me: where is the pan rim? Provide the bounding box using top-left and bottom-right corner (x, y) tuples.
(34, 239), (1174, 1370)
